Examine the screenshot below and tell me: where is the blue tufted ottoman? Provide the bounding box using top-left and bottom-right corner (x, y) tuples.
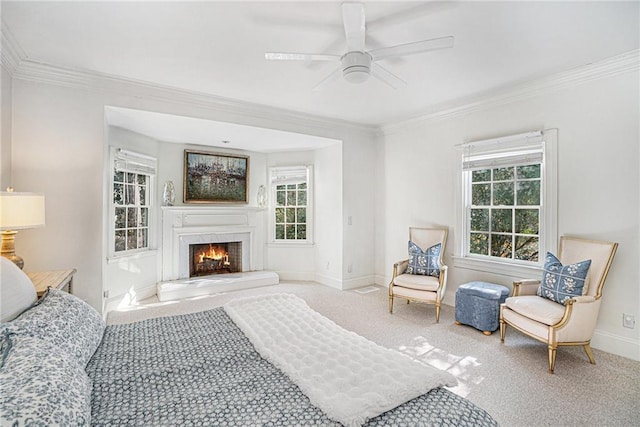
(455, 282), (510, 335)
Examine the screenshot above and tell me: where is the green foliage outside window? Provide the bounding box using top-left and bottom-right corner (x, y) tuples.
(275, 182), (307, 240)
(113, 169), (149, 253)
(469, 164), (541, 262)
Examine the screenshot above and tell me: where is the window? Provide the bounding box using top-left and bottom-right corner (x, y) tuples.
(459, 131), (557, 268)
(270, 166), (312, 243)
(111, 148), (157, 255)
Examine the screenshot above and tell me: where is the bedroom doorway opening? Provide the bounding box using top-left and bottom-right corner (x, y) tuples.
(189, 242), (243, 277)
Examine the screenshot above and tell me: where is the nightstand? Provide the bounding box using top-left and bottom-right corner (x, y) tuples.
(27, 269), (77, 297)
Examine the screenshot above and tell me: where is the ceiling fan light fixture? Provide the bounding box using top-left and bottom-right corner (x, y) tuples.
(341, 51), (371, 84)
(264, 2), (454, 90)
(343, 67), (370, 84)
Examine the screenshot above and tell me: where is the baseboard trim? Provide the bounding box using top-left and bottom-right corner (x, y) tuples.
(314, 273), (343, 290)
(280, 272), (378, 291)
(591, 329), (640, 361)
(341, 275), (377, 290)
(276, 271), (315, 282)
(103, 283), (158, 315)
(374, 274), (389, 287)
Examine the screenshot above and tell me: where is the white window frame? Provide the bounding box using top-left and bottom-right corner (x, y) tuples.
(268, 165), (314, 245)
(109, 148), (157, 258)
(454, 130), (557, 278)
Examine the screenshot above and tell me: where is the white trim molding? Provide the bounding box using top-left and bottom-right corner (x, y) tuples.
(10, 59), (377, 138)
(341, 275), (378, 290)
(0, 20), (25, 75)
(4, 14), (636, 138)
(381, 49), (640, 135)
(591, 329), (640, 362)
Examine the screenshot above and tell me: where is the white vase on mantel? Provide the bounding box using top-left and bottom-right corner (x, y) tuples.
(162, 181), (176, 206)
(257, 185), (267, 208)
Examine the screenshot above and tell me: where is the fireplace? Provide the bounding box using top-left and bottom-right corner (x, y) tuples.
(189, 242), (242, 277)
(174, 230), (252, 280)
(159, 207), (279, 302)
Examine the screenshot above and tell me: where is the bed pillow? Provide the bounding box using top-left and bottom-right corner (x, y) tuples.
(537, 252), (592, 305)
(11, 288), (105, 367)
(406, 241), (441, 277)
(0, 330), (91, 426)
(0, 257), (37, 322)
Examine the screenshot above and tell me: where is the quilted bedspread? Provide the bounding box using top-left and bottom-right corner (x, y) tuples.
(225, 294), (456, 426)
(87, 305), (498, 426)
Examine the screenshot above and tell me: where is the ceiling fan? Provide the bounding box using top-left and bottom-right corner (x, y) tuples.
(264, 1), (454, 90)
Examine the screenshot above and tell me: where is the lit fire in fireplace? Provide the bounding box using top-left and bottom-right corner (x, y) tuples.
(197, 244), (230, 266)
(191, 243), (231, 276)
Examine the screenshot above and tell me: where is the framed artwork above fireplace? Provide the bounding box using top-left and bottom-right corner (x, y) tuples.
(184, 150), (249, 204)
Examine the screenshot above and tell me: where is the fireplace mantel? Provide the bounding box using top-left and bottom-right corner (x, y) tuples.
(161, 205), (267, 281)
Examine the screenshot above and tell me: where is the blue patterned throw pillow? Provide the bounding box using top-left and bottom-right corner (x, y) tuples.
(538, 252), (591, 305)
(0, 332), (92, 426)
(406, 241), (441, 277)
(10, 288), (105, 367)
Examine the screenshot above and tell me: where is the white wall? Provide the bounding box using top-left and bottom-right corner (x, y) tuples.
(12, 81), (106, 307)
(264, 145), (345, 288)
(103, 126), (161, 311)
(8, 71), (377, 311)
(156, 140), (268, 211)
(378, 69), (640, 360)
(265, 150), (316, 280)
(341, 133), (377, 289)
(314, 143), (343, 288)
(1, 67), (11, 189)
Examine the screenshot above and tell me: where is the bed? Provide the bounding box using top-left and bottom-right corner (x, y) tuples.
(0, 258), (497, 426)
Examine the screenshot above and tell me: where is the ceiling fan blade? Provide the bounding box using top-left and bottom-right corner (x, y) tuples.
(371, 63), (406, 90)
(305, 37), (347, 70)
(312, 67), (343, 91)
(342, 2), (366, 52)
(265, 52), (341, 61)
(369, 36), (454, 61)
(367, 34), (403, 65)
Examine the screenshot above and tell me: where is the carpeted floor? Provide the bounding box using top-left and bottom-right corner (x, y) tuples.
(107, 282), (640, 427)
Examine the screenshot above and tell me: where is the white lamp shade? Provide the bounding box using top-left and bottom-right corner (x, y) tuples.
(0, 192), (46, 230)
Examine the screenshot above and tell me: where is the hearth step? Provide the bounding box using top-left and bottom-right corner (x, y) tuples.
(157, 271), (279, 302)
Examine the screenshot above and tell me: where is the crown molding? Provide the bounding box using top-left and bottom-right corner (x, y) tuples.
(11, 58), (377, 138)
(0, 20), (26, 75)
(381, 49), (640, 136)
(4, 18), (637, 139)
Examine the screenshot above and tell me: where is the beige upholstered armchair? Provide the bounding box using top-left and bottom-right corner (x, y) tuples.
(500, 236), (618, 373)
(389, 227), (448, 322)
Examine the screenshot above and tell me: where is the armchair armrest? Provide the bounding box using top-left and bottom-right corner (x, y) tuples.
(512, 279), (540, 296)
(393, 259), (409, 277)
(566, 295), (597, 305)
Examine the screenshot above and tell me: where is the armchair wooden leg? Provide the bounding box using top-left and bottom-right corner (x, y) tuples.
(389, 296), (394, 314)
(548, 345), (557, 374)
(499, 319), (506, 343)
(583, 343), (596, 365)
(435, 304), (441, 323)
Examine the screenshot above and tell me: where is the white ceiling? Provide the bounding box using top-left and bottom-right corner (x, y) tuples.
(2, 1), (639, 127)
(105, 106), (341, 152)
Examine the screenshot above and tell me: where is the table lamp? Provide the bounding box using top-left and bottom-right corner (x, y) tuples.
(0, 188), (45, 269)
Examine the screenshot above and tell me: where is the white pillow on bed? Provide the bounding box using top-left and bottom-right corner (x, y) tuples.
(0, 257), (37, 322)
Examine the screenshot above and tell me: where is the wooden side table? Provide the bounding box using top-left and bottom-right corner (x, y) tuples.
(27, 269), (77, 297)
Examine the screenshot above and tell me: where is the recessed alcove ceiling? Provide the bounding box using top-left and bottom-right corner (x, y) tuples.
(105, 107), (341, 152)
(3, 1), (639, 127)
